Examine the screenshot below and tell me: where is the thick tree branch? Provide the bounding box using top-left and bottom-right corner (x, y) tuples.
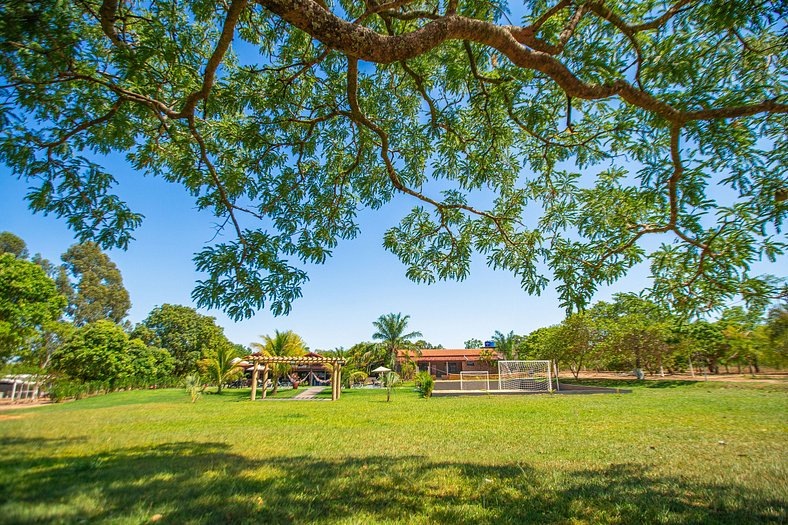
(178, 0), (247, 117)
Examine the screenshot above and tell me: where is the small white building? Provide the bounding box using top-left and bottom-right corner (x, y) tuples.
(0, 375), (43, 401)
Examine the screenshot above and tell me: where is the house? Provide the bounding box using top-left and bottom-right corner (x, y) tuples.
(397, 348), (502, 379)
(291, 351), (333, 386)
(241, 351), (333, 386)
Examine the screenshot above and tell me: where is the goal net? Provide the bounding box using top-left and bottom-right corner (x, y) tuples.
(460, 371), (490, 391)
(498, 360), (553, 392)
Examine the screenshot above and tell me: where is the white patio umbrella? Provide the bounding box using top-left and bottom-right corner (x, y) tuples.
(371, 366), (391, 374)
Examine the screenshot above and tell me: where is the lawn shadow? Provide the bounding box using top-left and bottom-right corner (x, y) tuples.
(0, 440), (784, 524)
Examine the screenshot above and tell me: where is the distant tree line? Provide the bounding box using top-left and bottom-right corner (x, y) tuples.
(0, 231), (245, 400)
(466, 294), (787, 379)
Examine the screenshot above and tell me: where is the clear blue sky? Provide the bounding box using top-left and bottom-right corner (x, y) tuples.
(1, 157), (672, 350)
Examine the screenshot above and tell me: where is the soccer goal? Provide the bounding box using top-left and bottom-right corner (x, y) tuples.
(498, 360), (553, 392)
(460, 371), (490, 391)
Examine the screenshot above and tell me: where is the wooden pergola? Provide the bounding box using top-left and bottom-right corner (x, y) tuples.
(245, 354), (346, 401)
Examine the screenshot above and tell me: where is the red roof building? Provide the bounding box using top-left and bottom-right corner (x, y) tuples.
(397, 348), (502, 378)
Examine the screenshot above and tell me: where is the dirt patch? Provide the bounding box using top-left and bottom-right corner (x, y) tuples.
(0, 400), (53, 412)
(0, 413), (33, 421)
(569, 371), (787, 384)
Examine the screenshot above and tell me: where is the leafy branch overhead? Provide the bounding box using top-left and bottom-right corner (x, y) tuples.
(1, 0), (786, 318)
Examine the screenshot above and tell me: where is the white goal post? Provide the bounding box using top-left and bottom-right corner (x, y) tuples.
(498, 360), (554, 392)
(460, 371), (490, 391)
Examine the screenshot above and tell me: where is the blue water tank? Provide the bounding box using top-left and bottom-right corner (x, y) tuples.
(483, 340), (495, 348)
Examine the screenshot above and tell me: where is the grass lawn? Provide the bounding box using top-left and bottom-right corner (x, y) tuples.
(0, 381), (786, 524)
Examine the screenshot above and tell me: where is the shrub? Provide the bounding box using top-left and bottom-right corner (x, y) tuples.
(48, 378), (83, 403)
(414, 371), (434, 399)
(183, 373), (203, 403)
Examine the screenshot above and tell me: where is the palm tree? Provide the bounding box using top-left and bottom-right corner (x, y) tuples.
(372, 313), (423, 369)
(373, 313), (422, 402)
(325, 347), (369, 388)
(198, 344), (244, 394)
(493, 330), (520, 360)
(250, 330), (306, 395)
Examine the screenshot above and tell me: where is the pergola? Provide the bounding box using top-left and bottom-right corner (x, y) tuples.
(245, 354), (346, 401)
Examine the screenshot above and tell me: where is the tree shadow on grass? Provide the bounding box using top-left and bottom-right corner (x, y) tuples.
(0, 440), (783, 524)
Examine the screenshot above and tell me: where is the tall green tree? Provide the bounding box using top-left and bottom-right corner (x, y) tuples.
(0, 253), (66, 363)
(764, 304), (788, 367)
(373, 313), (422, 402)
(372, 313), (423, 369)
(492, 330), (521, 360)
(141, 304), (230, 376)
(58, 242), (131, 326)
(49, 320), (170, 387)
(250, 330), (306, 395)
(0, 232), (28, 259)
(1, 0), (785, 320)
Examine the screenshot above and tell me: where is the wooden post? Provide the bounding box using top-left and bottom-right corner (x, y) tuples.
(337, 363), (342, 400)
(331, 364), (338, 401)
(262, 364), (269, 399)
(251, 362), (259, 401)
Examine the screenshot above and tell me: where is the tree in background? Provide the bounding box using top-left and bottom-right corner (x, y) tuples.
(372, 313), (423, 369)
(412, 340), (443, 349)
(126, 339), (175, 386)
(198, 343), (244, 394)
(321, 347), (368, 388)
(684, 321), (726, 375)
(464, 338), (483, 349)
(492, 330), (521, 360)
(717, 307), (764, 374)
(51, 320), (165, 388)
(141, 304), (230, 376)
(250, 330), (306, 395)
(764, 305), (788, 368)
(58, 242), (130, 326)
(2, 0), (784, 320)
(0, 253), (66, 363)
(24, 320), (75, 370)
(0, 232), (28, 259)
(345, 341), (387, 374)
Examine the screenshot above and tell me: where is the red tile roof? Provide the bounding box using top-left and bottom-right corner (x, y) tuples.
(397, 348), (501, 362)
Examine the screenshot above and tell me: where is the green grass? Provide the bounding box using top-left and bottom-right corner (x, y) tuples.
(1, 381), (786, 524)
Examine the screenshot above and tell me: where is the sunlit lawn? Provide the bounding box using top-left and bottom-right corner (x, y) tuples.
(0, 380), (786, 524)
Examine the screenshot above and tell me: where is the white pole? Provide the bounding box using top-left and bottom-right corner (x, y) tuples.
(554, 360), (560, 392)
(547, 360), (553, 393)
(10, 378), (17, 403)
(497, 361), (502, 391)
(688, 355), (695, 378)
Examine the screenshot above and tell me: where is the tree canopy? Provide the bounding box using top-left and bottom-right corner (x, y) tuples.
(1, 0), (785, 319)
(57, 242), (131, 326)
(0, 253), (67, 362)
(140, 304), (230, 376)
(0, 232), (29, 260)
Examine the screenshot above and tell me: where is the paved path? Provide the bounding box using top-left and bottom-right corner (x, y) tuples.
(292, 386), (326, 400)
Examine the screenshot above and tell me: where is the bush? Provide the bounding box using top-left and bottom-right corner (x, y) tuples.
(48, 378), (83, 403)
(183, 373), (203, 403)
(414, 371), (434, 399)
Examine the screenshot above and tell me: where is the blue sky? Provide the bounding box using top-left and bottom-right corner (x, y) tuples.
(1, 157), (666, 350)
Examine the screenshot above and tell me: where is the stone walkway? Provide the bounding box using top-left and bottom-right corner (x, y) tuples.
(292, 386), (326, 400)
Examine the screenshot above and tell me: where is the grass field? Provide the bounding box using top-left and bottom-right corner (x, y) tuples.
(0, 380), (786, 524)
